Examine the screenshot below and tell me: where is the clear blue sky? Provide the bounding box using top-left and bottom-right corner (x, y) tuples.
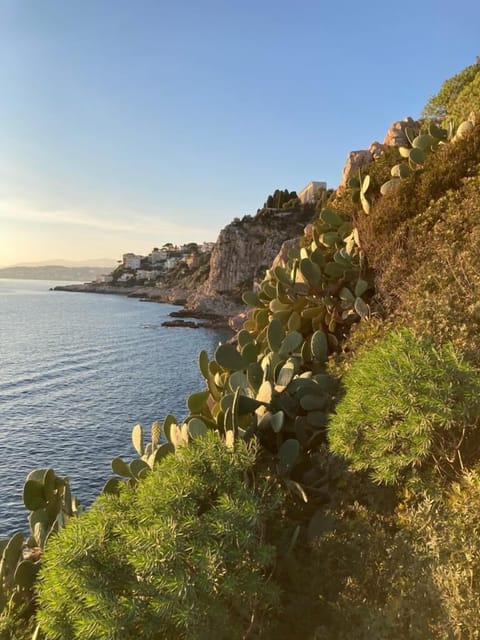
(0, 0), (478, 265)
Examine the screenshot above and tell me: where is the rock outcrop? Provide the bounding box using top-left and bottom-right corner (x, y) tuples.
(369, 140), (388, 159)
(341, 150), (374, 187)
(383, 116), (421, 147)
(187, 209), (312, 316)
(340, 117), (422, 187)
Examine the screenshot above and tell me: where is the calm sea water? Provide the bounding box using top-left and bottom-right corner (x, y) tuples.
(0, 279), (230, 537)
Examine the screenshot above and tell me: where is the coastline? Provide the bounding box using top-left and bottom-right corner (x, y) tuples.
(53, 283), (238, 330)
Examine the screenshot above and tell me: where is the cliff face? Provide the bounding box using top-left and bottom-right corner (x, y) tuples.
(187, 209), (312, 315)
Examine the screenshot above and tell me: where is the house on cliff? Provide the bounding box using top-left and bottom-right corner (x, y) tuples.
(298, 181), (327, 204)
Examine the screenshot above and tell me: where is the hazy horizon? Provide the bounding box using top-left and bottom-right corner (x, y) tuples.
(0, 257), (117, 268)
(1, 1), (479, 265)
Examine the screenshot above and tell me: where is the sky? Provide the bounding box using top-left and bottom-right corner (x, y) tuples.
(0, 0), (479, 266)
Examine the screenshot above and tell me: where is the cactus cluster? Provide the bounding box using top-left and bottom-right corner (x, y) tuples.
(348, 174), (371, 213)
(379, 122), (448, 194)
(0, 532), (37, 622)
(104, 420), (176, 494)
(345, 117), (476, 206)
(23, 468), (80, 548)
(104, 414), (215, 494)
(0, 468), (79, 630)
(377, 117), (476, 196)
(170, 207), (373, 485)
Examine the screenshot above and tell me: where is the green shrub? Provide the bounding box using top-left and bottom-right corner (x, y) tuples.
(328, 329), (480, 484)
(0, 612), (35, 640)
(36, 435), (283, 640)
(391, 175), (480, 361)
(309, 469), (480, 639)
(309, 503), (441, 640)
(449, 73), (480, 121)
(357, 122), (480, 290)
(422, 60), (480, 120)
(404, 470), (480, 637)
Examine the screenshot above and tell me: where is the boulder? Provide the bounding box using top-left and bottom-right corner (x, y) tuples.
(341, 150), (373, 187)
(369, 140), (388, 159)
(383, 116), (421, 147)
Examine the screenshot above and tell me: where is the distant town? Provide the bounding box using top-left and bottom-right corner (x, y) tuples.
(96, 242), (216, 285)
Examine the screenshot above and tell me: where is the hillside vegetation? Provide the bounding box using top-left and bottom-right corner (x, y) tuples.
(1, 60), (480, 640)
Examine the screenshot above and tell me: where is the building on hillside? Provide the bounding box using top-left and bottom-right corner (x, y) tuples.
(122, 253), (143, 269)
(298, 181), (327, 204)
(165, 257), (180, 270)
(136, 269), (161, 280)
(149, 248), (167, 265)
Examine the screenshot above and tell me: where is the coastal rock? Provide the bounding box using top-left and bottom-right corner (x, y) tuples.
(271, 237), (301, 270)
(341, 150), (373, 187)
(162, 319), (200, 329)
(369, 140), (388, 159)
(228, 311), (248, 333)
(339, 117), (423, 189)
(383, 116), (421, 147)
(54, 283), (136, 295)
(187, 209), (311, 317)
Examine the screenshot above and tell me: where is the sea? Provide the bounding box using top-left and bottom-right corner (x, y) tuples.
(0, 279), (231, 537)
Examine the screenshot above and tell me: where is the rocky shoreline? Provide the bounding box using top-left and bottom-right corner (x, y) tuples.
(52, 283), (239, 330)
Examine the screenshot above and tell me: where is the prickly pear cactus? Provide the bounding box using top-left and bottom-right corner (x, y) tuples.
(0, 468), (79, 630)
(377, 117), (476, 196)
(104, 419), (177, 494)
(167, 207), (374, 482)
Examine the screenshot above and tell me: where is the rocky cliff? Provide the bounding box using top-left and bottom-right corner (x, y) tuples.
(186, 208), (312, 316)
(340, 117), (422, 187)
(188, 115), (426, 319)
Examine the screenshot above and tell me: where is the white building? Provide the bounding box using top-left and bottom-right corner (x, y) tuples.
(122, 253), (143, 269)
(298, 181), (327, 204)
(136, 270), (160, 280)
(165, 257), (179, 270)
(149, 248), (167, 265)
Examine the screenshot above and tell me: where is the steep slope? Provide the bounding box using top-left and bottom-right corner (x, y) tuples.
(187, 207), (313, 316)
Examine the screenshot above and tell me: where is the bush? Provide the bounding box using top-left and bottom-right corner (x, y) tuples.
(0, 613), (34, 640)
(357, 122), (480, 294)
(392, 175), (480, 361)
(328, 329), (480, 484)
(308, 503), (441, 640)
(36, 436), (283, 640)
(310, 469), (480, 639)
(422, 60), (480, 120)
(404, 470), (480, 636)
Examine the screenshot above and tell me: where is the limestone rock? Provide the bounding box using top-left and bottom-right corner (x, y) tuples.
(271, 237), (301, 270)
(383, 117), (421, 147)
(369, 140), (388, 159)
(340, 118), (422, 189)
(341, 150), (373, 187)
(187, 209), (311, 317)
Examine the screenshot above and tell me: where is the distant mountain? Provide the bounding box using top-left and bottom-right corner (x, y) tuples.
(0, 265), (112, 281)
(5, 258), (117, 268)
